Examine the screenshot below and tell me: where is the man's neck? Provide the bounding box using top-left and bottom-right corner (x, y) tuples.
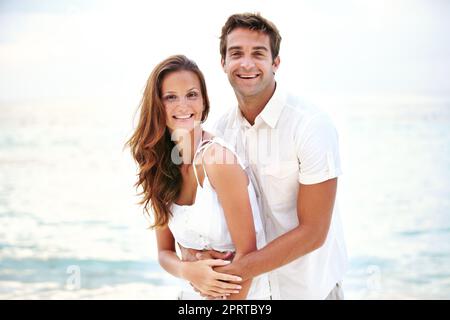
(236, 82), (276, 126)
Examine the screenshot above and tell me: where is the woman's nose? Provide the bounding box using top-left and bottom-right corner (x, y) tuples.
(175, 96), (189, 107)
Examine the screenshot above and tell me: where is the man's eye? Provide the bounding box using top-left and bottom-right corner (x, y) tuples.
(230, 52), (241, 57)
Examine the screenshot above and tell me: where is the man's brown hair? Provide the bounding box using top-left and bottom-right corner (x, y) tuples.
(220, 13), (282, 62)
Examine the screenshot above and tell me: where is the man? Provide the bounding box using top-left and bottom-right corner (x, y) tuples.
(183, 12), (348, 300)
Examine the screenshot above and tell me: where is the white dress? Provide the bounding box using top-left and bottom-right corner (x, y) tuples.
(168, 137), (271, 300)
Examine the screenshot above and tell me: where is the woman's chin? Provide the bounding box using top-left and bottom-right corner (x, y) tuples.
(167, 124), (195, 135)
(168, 120), (202, 134)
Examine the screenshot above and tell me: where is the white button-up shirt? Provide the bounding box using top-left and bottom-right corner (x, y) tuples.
(213, 84), (348, 299)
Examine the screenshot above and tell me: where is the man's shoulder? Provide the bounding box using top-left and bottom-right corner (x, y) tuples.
(275, 88), (338, 137)
(216, 108), (234, 125)
(280, 91), (326, 123)
(211, 108), (238, 137)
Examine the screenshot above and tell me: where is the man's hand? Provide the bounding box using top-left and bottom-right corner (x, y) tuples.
(195, 250), (234, 261)
(214, 255), (246, 281)
(178, 243), (234, 262)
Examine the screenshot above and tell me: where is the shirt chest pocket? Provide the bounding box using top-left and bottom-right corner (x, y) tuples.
(261, 161), (299, 207)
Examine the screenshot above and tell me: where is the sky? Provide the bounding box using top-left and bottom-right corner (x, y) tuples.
(1, 0), (450, 105)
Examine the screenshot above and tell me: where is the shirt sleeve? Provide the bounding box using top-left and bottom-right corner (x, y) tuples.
(296, 114), (343, 185)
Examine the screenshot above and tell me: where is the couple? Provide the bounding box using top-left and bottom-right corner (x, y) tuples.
(127, 13), (347, 300)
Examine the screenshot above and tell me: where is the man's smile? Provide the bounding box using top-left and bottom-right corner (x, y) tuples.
(237, 73), (261, 79)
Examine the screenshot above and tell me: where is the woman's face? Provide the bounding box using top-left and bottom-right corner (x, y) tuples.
(162, 70), (204, 133)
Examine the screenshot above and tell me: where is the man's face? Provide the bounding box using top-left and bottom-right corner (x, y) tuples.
(222, 27), (280, 99)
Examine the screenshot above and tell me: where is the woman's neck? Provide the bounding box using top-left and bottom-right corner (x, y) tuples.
(173, 126), (203, 165)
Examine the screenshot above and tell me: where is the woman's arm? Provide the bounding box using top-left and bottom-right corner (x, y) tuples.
(155, 223), (242, 298)
(202, 144), (258, 300)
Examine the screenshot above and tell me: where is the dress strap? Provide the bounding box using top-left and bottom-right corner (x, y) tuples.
(192, 139), (213, 187)
(208, 137), (246, 170)
(192, 137), (246, 187)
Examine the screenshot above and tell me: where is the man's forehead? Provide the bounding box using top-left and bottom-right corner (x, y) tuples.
(226, 29), (270, 49)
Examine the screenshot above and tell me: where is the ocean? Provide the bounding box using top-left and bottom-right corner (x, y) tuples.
(0, 96), (449, 299)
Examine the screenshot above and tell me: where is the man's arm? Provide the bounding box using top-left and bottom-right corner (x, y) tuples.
(215, 178), (337, 280)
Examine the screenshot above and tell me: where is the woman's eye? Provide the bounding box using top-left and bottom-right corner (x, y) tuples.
(187, 92), (199, 99)
(164, 95), (177, 102)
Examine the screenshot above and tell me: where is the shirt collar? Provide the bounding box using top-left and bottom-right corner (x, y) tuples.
(234, 105), (250, 129)
(232, 83), (286, 129)
(258, 82), (286, 129)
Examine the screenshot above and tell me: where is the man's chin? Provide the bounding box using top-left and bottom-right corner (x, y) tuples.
(235, 87), (261, 98)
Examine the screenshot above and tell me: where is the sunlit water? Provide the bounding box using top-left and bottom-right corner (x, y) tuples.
(0, 96), (449, 299)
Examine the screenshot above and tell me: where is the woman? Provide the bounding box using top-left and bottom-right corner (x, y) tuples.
(127, 55), (270, 299)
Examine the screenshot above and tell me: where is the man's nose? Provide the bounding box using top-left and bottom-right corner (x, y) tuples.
(240, 56), (256, 69)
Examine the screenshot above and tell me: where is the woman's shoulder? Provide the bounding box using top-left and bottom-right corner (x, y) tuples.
(201, 143), (247, 190)
(198, 132), (248, 189)
(198, 131), (227, 157)
(201, 139), (238, 166)
(198, 130), (245, 171)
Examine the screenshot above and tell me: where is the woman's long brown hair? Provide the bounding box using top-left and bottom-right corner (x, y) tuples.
(126, 55), (210, 228)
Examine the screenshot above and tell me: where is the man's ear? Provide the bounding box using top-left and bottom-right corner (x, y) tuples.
(273, 56), (280, 73)
(221, 58), (226, 71)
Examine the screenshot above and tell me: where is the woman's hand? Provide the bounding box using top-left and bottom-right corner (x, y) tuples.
(180, 259), (242, 298)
